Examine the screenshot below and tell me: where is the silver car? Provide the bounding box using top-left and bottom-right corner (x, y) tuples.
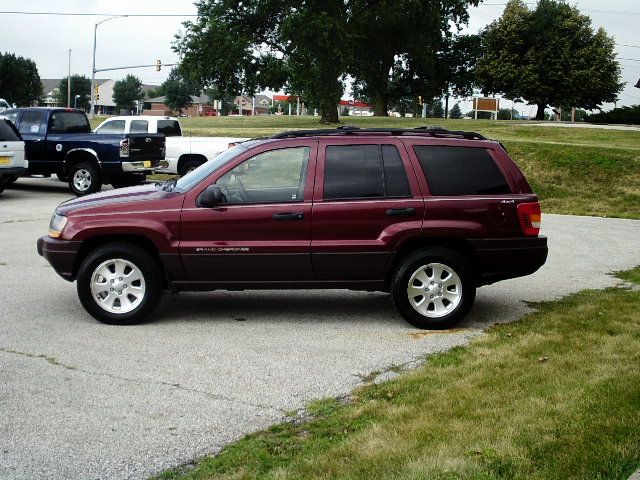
(0, 117), (27, 195)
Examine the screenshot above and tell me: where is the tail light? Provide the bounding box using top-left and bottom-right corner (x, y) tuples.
(119, 139), (129, 158)
(517, 202), (542, 236)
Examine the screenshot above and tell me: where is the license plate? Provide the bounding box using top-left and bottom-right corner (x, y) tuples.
(0, 156), (10, 165)
(143, 160), (152, 168)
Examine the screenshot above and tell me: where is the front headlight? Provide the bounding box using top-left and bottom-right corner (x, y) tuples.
(49, 213), (68, 238)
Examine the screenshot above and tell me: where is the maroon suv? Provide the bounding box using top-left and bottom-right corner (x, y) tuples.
(38, 127), (547, 328)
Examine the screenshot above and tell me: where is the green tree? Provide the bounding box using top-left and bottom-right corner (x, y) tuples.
(175, 0), (348, 123)
(55, 75), (91, 109)
(162, 68), (199, 114)
(0, 52), (41, 106)
(431, 100), (444, 118)
(112, 74), (143, 112)
(348, 1), (479, 116)
(449, 103), (463, 119)
(475, 0), (623, 120)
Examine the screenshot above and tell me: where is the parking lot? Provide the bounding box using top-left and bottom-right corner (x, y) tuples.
(1, 177), (640, 480)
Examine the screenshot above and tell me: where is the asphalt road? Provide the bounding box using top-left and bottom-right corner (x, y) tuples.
(1, 178), (639, 480)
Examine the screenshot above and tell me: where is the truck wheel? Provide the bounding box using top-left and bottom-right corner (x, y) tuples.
(391, 247), (476, 330)
(179, 159), (203, 177)
(111, 174), (146, 189)
(68, 162), (102, 196)
(76, 242), (163, 325)
(0, 174), (18, 186)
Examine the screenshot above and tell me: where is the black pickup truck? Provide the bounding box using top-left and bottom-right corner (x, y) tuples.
(1, 108), (167, 196)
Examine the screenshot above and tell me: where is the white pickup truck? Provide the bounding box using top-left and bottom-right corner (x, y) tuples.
(94, 116), (248, 176)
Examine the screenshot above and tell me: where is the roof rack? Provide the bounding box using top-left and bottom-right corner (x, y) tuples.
(270, 125), (487, 141)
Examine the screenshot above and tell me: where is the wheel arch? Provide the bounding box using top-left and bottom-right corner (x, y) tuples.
(177, 154), (207, 175)
(73, 235), (166, 286)
(63, 148), (100, 173)
(386, 236), (479, 289)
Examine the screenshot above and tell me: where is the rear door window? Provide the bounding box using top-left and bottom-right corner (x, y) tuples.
(18, 111), (45, 135)
(49, 111), (91, 134)
(323, 144), (411, 199)
(130, 120), (149, 134)
(0, 119), (21, 141)
(95, 120), (126, 134)
(413, 145), (511, 196)
(157, 120), (181, 136)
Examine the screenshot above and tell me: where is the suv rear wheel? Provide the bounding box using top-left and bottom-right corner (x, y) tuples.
(77, 243), (163, 325)
(68, 162), (102, 196)
(391, 247), (475, 329)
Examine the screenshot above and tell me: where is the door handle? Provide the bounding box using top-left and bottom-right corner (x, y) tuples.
(386, 207), (415, 217)
(272, 212), (304, 221)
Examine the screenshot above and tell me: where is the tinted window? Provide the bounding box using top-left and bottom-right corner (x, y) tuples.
(324, 144), (410, 199)
(130, 120), (149, 134)
(95, 120), (125, 134)
(414, 145), (511, 196)
(18, 111), (45, 135)
(157, 120), (181, 137)
(49, 112), (91, 134)
(217, 147), (310, 204)
(381, 145), (411, 197)
(0, 119), (20, 141)
(2, 111), (18, 125)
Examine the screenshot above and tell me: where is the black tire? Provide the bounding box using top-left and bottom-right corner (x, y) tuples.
(0, 174), (18, 186)
(56, 172), (67, 182)
(68, 162), (102, 196)
(0, 185), (4, 195)
(76, 242), (163, 325)
(179, 159), (203, 177)
(391, 247), (476, 329)
(111, 174), (146, 189)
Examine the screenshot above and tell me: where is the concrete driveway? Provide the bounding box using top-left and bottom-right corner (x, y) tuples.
(1, 178), (639, 480)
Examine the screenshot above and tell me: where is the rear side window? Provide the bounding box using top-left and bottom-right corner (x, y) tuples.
(95, 120), (125, 134)
(413, 145), (511, 196)
(49, 112), (91, 134)
(0, 119), (20, 141)
(18, 111), (45, 135)
(324, 144), (411, 199)
(157, 120), (181, 137)
(130, 120), (149, 134)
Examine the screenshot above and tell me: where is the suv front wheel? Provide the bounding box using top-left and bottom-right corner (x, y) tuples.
(391, 247), (475, 329)
(77, 243), (163, 325)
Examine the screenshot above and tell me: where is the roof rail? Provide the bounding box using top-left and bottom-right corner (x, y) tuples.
(270, 126), (487, 141)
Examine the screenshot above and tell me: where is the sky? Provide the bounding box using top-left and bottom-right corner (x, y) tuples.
(1, 0), (639, 114)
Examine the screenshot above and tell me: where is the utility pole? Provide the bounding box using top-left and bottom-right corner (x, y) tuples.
(67, 49), (71, 108)
(91, 15), (128, 118)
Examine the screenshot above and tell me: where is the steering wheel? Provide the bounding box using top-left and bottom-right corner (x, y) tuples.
(235, 175), (249, 202)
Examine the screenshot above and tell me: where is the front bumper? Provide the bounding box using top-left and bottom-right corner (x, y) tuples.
(471, 236), (548, 286)
(121, 160), (169, 173)
(37, 236), (82, 282)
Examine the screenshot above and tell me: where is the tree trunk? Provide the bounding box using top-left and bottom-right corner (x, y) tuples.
(535, 103), (547, 120)
(319, 98), (340, 124)
(373, 91), (388, 116)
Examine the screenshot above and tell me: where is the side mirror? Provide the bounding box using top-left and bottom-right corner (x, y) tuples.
(196, 185), (225, 207)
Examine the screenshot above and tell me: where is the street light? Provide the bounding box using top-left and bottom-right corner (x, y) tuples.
(90, 15), (128, 118)
(74, 94), (81, 109)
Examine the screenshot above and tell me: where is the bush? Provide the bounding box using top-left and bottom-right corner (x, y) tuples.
(466, 110), (493, 120)
(586, 105), (640, 125)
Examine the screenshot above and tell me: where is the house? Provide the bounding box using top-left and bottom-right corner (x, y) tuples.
(233, 95), (272, 115)
(143, 94), (219, 117)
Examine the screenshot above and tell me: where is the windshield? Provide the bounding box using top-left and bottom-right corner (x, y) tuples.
(173, 140), (262, 192)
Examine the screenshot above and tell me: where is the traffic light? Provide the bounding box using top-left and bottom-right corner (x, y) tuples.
(156, 59), (162, 71)
(95, 84), (100, 101)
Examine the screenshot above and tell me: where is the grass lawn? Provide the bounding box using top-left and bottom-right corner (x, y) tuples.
(156, 268), (640, 480)
(91, 115), (640, 219)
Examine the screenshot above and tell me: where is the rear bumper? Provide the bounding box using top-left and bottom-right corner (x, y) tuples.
(121, 160), (169, 172)
(471, 236), (548, 286)
(37, 236), (82, 282)
(0, 166), (27, 176)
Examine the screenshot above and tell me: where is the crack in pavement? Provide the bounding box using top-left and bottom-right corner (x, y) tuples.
(0, 347), (286, 415)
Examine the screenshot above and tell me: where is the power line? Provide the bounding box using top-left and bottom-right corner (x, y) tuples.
(0, 11), (196, 17)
